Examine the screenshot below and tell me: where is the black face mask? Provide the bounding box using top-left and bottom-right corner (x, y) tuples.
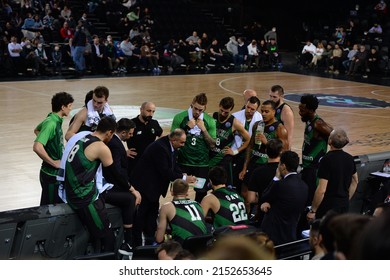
(142, 115), (152, 122)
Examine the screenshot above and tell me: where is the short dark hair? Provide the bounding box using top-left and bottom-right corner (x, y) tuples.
(300, 94), (319, 111)
(116, 118), (136, 132)
(266, 139), (283, 159)
(51, 92), (74, 112)
(280, 150), (300, 172)
(209, 166), (227, 186)
(247, 96), (261, 107)
(93, 86), (109, 99)
(96, 116), (117, 133)
(271, 85), (284, 95)
(262, 100), (276, 110)
(219, 97), (235, 110)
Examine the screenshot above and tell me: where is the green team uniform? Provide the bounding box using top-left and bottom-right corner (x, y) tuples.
(169, 198), (208, 244)
(212, 187), (248, 228)
(209, 113), (235, 167)
(35, 112), (64, 205)
(275, 103), (291, 124)
(250, 120), (281, 165)
(302, 115), (328, 169)
(35, 112), (64, 176)
(171, 110), (216, 167)
(64, 134), (100, 209)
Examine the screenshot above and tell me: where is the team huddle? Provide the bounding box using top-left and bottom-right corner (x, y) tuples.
(33, 84), (358, 257)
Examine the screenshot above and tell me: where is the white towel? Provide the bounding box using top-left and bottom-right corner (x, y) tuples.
(57, 131), (113, 203)
(187, 107), (203, 135)
(231, 109), (262, 149)
(85, 100), (114, 128)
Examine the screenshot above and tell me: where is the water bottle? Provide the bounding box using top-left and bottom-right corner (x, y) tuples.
(254, 120), (265, 145)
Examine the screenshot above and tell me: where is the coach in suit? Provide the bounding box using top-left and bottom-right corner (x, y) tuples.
(102, 118), (141, 255)
(259, 151), (308, 245)
(130, 128), (196, 247)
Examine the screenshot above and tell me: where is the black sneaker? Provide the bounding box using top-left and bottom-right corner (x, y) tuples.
(118, 243), (133, 256)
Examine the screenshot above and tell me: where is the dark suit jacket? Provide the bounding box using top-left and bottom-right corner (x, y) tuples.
(260, 173), (308, 245)
(130, 135), (183, 202)
(103, 134), (129, 191)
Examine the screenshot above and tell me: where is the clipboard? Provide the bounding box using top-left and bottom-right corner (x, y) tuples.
(192, 177), (207, 189)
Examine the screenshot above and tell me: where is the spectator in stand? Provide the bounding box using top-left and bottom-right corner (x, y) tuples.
(264, 27), (277, 43)
(140, 40), (160, 73)
(365, 46), (380, 77)
(59, 5), (72, 23)
(51, 43), (62, 75)
(367, 23), (383, 42)
(334, 26), (346, 46)
(7, 36), (24, 75)
(374, 0), (388, 19)
(91, 35), (108, 75)
(104, 35), (120, 74)
(247, 39), (259, 69)
(258, 39), (269, 68)
(120, 35), (136, 71)
(309, 41), (325, 68)
(59, 21), (73, 42)
(327, 43), (343, 75)
(341, 44), (358, 72)
(185, 31), (199, 43)
(226, 36), (238, 67)
(267, 38), (281, 68)
(347, 44), (368, 76)
(300, 39), (316, 68)
(208, 38), (225, 70)
(235, 37), (248, 71)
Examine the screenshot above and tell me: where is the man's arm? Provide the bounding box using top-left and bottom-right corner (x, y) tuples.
(276, 124), (289, 151)
(225, 119), (250, 155)
(65, 108), (87, 141)
(349, 172), (358, 200)
(281, 106), (294, 150)
(314, 119), (333, 140)
(155, 204), (169, 243)
(197, 118), (216, 148)
(33, 141), (61, 169)
(307, 178), (327, 220)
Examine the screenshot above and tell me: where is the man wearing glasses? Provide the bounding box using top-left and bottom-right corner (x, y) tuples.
(171, 93), (217, 202)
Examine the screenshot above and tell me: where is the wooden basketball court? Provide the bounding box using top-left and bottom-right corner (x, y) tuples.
(0, 71), (389, 212)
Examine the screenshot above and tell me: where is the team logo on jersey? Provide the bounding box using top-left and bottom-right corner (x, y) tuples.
(225, 122), (232, 128)
(307, 125), (312, 132)
(285, 93), (390, 108)
(269, 125), (275, 132)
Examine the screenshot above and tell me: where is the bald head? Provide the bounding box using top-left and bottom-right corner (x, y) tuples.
(243, 89), (257, 104)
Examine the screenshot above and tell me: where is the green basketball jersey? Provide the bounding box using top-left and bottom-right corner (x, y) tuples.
(169, 199), (208, 244)
(212, 188), (248, 228)
(251, 120), (281, 165)
(64, 134), (100, 209)
(302, 115), (328, 168)
(34, 112), (64, 176)
(171, 110), (216, 167)
(209, 113), (235, 167)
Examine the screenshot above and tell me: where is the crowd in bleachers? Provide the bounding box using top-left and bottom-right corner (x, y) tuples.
(297, 1), (390, 78)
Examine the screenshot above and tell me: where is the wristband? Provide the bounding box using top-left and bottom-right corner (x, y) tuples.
(232, 149), (239, 155)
